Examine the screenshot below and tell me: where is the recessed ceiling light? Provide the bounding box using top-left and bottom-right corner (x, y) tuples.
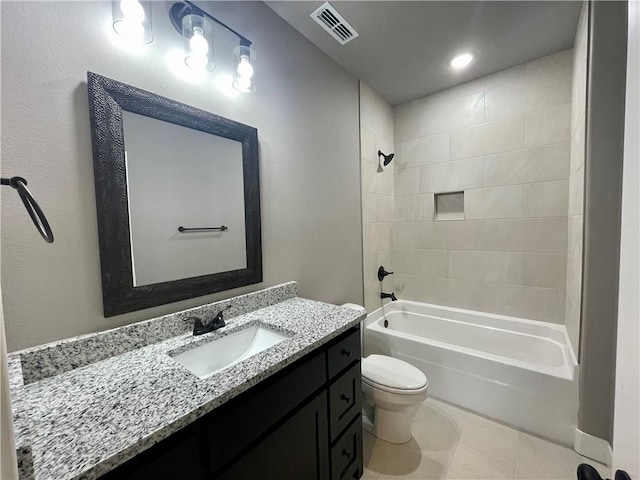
(449, 53), (474, 69)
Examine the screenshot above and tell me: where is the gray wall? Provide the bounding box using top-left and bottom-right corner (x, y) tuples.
(579, 0), (627, 443)
(1, 1), (362, 351)
(565, 2), (589, 357)
(390, 52), (574, 323)
(613, 1), (640, 473)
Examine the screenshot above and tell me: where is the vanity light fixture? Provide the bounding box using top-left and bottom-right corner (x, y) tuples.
(112, 0), (153, 44)
(181, 12), (214, 71)
(449, 52), (474, 69)
(169, 1), (256, 92)
(232, 40), (256, 93)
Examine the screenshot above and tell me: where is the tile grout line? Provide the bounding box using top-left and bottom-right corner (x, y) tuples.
(395, 101), (572, 145)
(376, 440), (396, 479)
(441, 419), (461, 480)
(514, 430), (521, 480)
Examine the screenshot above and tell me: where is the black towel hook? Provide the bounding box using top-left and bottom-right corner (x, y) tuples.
(1, 176), (54, 243)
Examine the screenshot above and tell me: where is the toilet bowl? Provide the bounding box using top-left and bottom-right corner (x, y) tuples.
(341, 303), (429, 444)
(362, 354), (428, 443)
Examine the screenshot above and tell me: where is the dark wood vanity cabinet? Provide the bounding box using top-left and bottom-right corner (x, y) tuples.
(216, 392), (330, 480)
(101, 327), (363, 480)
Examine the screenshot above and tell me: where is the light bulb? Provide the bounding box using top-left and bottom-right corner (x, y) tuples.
(232, 44), (256, 92)
(449, 53), (474, 69)
(189, 28), (209, 55)
(112, 0), (152, 44)
(233, 77), (253, 93)
(186, 53), (209, 71)
(114, 19), (144, 40)
(237, 55), (254, 79)
(233, 76), (252, 93)
(120, 0), (145, 23)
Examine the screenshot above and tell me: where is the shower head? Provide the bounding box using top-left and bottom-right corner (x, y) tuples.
(378, 150), (395, 167)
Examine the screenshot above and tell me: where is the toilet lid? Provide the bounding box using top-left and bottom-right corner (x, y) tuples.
(362, 355), (428, 391)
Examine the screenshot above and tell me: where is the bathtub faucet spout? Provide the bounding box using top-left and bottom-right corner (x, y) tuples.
(381, 292), (397, 301)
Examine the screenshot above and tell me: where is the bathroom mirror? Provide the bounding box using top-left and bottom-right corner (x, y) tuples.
(87, 72), (262, 317)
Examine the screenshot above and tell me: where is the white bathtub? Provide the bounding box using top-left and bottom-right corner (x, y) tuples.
(364, 300), (579, 445)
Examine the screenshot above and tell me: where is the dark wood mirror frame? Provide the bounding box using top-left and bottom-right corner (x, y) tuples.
(87, 72), (262, 317)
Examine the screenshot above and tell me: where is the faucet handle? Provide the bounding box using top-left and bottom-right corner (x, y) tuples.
(213, 305), (231, 321)
(189, 316), (208, 336)
(210, 305), (231, 329)
(378, 266), (394, 281)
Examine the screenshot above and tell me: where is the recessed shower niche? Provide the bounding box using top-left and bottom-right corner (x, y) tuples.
(434, 191), (464, 221)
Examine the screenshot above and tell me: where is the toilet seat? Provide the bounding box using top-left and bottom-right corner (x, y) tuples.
(362, 354), (428, 394)
(363, 376), (428, 395)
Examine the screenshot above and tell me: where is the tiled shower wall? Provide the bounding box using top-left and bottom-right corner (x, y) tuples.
(391, 50), (574, 323)
(566, 3), (588, 351)
(360, 82), (395, 312)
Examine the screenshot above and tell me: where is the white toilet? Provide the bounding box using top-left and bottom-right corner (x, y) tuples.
(342, 304), (429, 444)
(362, 354), (428, 443)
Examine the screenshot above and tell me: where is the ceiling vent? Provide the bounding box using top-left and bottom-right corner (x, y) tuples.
(311, 2), (359, 45)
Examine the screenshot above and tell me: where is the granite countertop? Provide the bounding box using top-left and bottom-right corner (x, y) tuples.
(7, 283), (365, 480)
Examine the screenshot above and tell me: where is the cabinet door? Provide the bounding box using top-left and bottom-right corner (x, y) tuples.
(216, 392), (330, 480)
(206, 350), (326, 472)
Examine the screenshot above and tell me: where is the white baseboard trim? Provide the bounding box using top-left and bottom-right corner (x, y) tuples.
(574, 428), (613, 465)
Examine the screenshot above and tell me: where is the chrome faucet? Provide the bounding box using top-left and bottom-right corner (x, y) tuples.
(191, 306), (231, 336)
(380, 292), (397, 301)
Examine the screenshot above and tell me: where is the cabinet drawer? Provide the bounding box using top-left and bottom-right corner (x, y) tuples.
(330, 416), (363, 480)
(327, 328), (360, 379)
(329, 362), (361, 441)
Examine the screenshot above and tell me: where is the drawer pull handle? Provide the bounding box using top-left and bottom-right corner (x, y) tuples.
(341, 349), (352, 358)
(340, 394), (351, 403)
(342, 449), (352, 460)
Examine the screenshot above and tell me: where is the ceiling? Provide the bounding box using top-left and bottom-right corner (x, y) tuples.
(266, 1), (582, 106)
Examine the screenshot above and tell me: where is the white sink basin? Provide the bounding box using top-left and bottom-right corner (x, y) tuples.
(171, 324), (290, 379)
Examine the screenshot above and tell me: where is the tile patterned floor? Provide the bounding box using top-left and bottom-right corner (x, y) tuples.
(362, 398), (609, 480)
